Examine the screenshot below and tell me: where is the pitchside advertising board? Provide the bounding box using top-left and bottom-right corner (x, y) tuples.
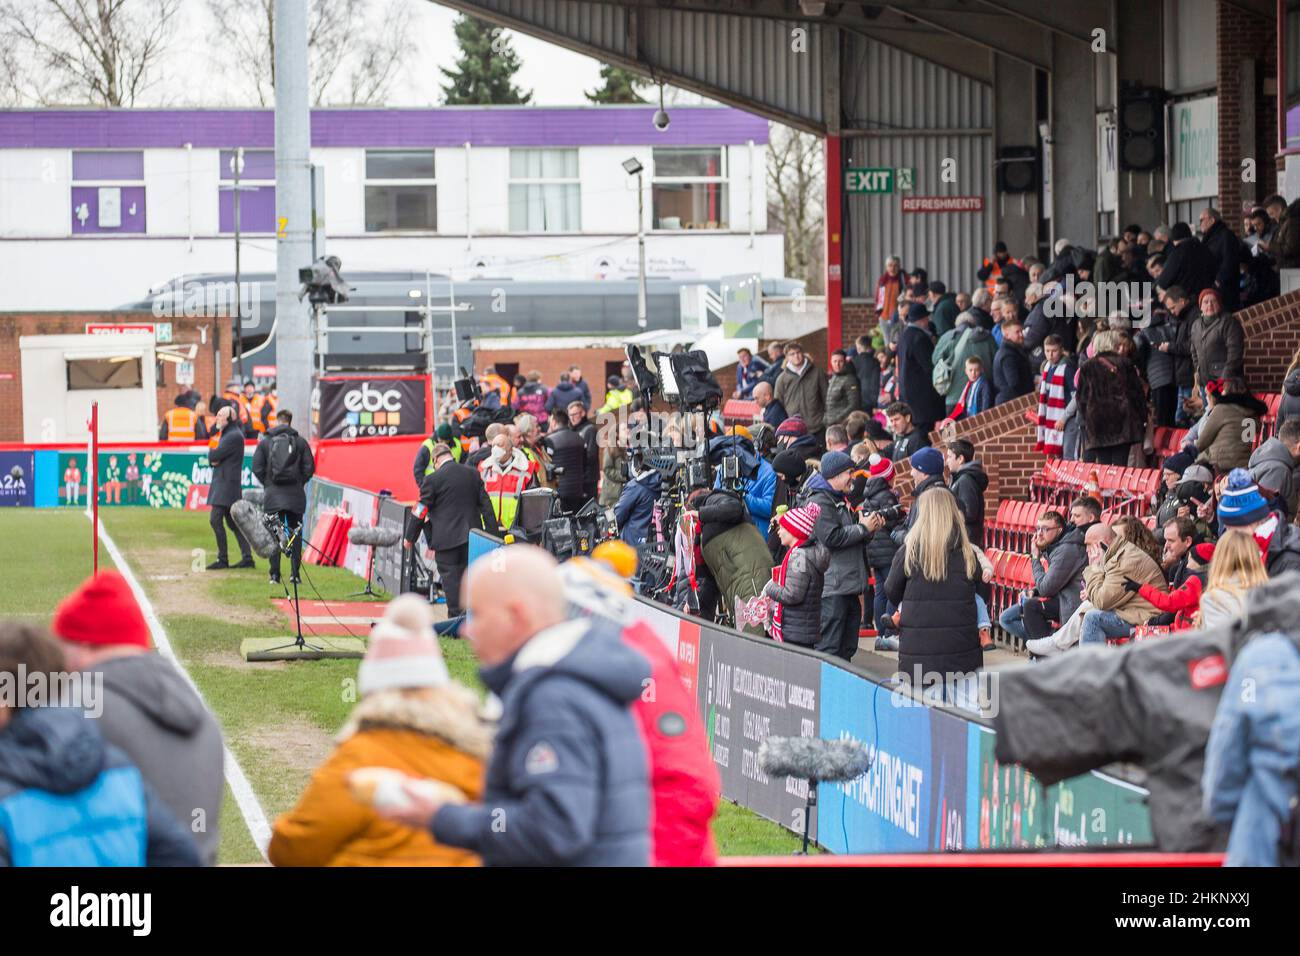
(47, 449), (257, 509)
(460, 530), (1152, 853)
(0, 451), (35, 507)
(303, 478), (385, 579)
(314, 376), (428, 440)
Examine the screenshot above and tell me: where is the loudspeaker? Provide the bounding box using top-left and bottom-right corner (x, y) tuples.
(996, 146), (1038, 194)
(1118, 85), (1166, 172)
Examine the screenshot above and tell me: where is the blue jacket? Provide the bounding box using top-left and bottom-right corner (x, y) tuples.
(709, 435), (777, 530)
(762, 399), (788, 429)
(1203, 632), (1300, 866)
(615, 469), (662, 546)
(960, 376), (993, 418)
(545, 381), (586, 415)
(433, 618), (652, 866)
(0, 707), (199, 867)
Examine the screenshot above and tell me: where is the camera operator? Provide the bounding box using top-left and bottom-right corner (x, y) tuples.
(542, 409), (589, 513)
(708, 432), (776, 532)
(568, 400), (601, 505)
(689, 481), (774, 636)
(251, 409), (315, 585)
(615, 448), (662, 547)
(803, 451), (872, 660)
(403, 443), (499, 617)
(859, 454), (905, 651)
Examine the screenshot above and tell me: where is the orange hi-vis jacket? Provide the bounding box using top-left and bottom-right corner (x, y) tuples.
(163, 406), (197, 442)
(478, 373), (511, 407)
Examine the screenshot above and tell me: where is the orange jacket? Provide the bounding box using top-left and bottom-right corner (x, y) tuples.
(268, 687), (490, 867)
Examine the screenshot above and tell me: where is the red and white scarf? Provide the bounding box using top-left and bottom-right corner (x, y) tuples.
(1035, 361), (1068, 456)
(769, 547), (798, 643)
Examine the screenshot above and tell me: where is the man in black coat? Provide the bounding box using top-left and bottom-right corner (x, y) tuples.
(945, 439), (989, 547)
(895, 302), (945, 433)
(1197, 207), (1242, 311)
(1155, 222), (1218, 302)
(543, 410), (591, 513)
(568, 401), (601, 504)
(403, 442), (498, 616)
(851, 334), (882, 413)
(992, 321), (1034, 405)
(250, 409), (315, 585)
(205, 405), (253, 570)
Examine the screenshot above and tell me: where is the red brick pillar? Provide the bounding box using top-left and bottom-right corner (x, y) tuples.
(1216, 1), (1278, 221)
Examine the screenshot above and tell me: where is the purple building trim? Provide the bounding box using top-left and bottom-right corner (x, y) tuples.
(71, 185), (146, 234)
(0, 107), (769, 150)
(219, 148), (276, 180)
(219, 187), (276, 233)
(72, 149), (143, 180)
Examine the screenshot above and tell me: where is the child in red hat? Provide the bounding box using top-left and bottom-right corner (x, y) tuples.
(762, 504), (829, 646)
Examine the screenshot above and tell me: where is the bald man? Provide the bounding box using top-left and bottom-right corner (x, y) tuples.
(1026, 522), (1165, 657)
(378, 545), (652, 866)
(753, 380), (787, 429)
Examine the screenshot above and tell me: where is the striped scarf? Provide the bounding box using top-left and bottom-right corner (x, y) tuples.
(1036, 361), (1068, 456)
(768, 547), (799, 643)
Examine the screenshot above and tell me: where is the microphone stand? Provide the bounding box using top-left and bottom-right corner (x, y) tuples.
(798, 779), (818, 856)
(259, 515), (327, 655)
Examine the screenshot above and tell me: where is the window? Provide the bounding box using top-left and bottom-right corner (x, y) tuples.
(71, 151), (146, 234)
(652, 147), (728, 230)
(219, 149), (276, 234)
(67, 357), (143, 390)
(365, 150), (436, 231)
(508, 148), (580, 232)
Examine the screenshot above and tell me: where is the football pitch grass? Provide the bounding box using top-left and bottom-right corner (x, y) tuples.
(0, 508), (806, 863)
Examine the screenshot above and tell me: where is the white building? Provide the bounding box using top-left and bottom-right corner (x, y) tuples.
(0, 105), (783, 311)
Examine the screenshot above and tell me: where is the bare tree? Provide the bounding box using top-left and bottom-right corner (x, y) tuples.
(767, 125), (826, 293)
(0, 0), (180, 106)
(206, 0), (411, 106)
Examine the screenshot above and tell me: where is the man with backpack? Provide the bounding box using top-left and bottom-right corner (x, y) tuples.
(252, 409), (315, 585)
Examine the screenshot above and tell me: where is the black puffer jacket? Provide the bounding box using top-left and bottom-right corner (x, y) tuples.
(884, 541), (982, 684)
(860, 477), (903, 570)
(801, 473), (868, 596)
(251, 424), (314, 514)
(1032, 523), (1090, 623)
(949, 461), (989, 547)
(1201, 219), (1241, 310)
(542, 424), (589, 502)
(763, 543), (831, 647)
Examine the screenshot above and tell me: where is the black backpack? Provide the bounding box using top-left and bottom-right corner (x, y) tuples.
(267, 432), (300, 485)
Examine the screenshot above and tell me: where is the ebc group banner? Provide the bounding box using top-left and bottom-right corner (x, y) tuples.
(316, 376), (428, 439)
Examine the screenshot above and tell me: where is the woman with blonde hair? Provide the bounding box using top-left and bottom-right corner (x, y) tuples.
(1198, 529), (1268, 630)
(884, 488), (983, 693)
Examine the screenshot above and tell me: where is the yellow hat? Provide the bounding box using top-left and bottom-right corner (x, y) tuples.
(730, 424), (752, 439)
(591, 540), (638, 579)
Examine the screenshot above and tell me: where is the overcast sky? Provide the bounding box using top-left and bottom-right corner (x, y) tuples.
(154, 0), (704, 107)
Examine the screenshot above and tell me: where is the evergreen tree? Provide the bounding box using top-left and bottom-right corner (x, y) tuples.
(585, 64), (646, 104)
(439, 15), (532, 105)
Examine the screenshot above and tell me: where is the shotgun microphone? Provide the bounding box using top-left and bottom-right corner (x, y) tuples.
(231, 499), (280, 560)
(241, 488), (265, 507)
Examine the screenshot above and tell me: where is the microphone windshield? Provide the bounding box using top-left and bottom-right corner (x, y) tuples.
(231, 499), (280, 559)
(757, 736), (871, 783)
(348, 524), (402, 548)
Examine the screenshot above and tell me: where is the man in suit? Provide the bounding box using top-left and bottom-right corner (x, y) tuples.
(403, 442), (498, 617)
(895, 302), (946, 433)
(205, 405), (253, 570)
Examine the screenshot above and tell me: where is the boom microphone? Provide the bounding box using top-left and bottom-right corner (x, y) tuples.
(241, 488), (265, 507)
(758, 736), (872, 783)
(231, 499), (280, 560)
(348, 525), (402, 548)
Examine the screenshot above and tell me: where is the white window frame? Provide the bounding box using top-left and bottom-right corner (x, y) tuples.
(363, 149), (438, 233)
(650, 146), (729, 232)
(70, 149), (146, 237)
(507, 147), (582, 234)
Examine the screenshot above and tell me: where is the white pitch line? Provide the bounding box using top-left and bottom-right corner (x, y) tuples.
(89, 513), (273, 859)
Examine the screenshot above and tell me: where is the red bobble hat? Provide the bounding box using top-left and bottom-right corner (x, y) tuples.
(52, 571), (150, 648)
(868, 453), (895, 483)
(778, 503), (820, 545)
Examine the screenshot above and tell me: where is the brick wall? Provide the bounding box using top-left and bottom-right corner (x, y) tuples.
(929, 393), (1040, 511)
(0, 312), (219, 443)
(1216, 1), (1277, 221)
(842, 300), (875, 351)
(1237, 288), (1300, 390)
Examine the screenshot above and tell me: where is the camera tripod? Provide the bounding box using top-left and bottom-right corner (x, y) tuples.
(260, 513), (328, 655)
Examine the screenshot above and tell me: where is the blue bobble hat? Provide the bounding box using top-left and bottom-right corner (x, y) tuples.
(1218, 468), (1270, 527)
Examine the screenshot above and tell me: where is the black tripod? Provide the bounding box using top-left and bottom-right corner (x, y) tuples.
(261, 513), (328, 655)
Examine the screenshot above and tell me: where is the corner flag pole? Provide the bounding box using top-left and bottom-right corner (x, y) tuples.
(90, 401), (99, 575)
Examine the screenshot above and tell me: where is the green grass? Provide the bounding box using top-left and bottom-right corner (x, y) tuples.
(2, 508), (804, 862)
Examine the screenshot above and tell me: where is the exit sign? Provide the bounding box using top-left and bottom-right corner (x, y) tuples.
(846, 167), (894, 194)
